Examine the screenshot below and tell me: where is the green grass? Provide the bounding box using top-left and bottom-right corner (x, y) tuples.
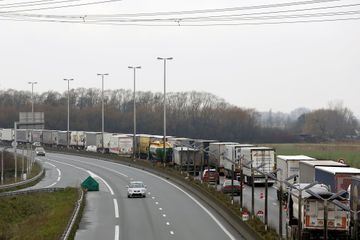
(266, 143), (360, 168)
(0, 188), (78, 240)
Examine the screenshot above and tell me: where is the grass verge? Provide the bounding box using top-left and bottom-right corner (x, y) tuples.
(266, 143), (360, 168)
(0, 187), (78, 240)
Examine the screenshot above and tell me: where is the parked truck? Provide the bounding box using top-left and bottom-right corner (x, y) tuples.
(70, 131), (86, 149)
(299, 160), (349, 184)
(275, 155), (316, 200)
(350, 176), (360, 240)
(109, 134), (133, 157)
(15, 129), (31, 143)
(223, 144), (254, 179)
(85, 132), (112, 152)
(31, 129), (43, 144)
(148, 141), (172, 162)
(208, 142), (238, 175)
(241, 146), (276, 185)
(0, 128), (14, 143)
(287, 183), (349, 240)
(192, 139), (217, 167)
(172, 147), (201, 172)
(42, 130), (58, 147)
(57, 131), (69, 147)
(315, 166), (360, 194)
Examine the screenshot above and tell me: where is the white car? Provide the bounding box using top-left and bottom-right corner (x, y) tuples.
(127, 181), (147, 198)
(35, 147), (46, 156)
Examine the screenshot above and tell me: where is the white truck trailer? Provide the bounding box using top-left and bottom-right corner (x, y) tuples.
(70, 131), (86, 149)
(241, 146), (276, 185)
(275, 155), (316, 200)
(287, 183), (349, 240)
(109, 134), (133, 157)
(0, 128), (14, 143)
(208, 142), (238, 175)
(223, 144), (254, 179)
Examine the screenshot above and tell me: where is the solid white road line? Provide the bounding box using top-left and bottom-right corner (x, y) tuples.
(113, 198), (119, 218)
(115, 225), (119, 240)
(44, 162), (61, 188)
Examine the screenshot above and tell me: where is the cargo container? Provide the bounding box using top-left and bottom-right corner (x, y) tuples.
(287, 183), (349, 240)
(31, 129), (43, 143)
(70, 131), (86, 149)
(315, 166), (360, 194)
(275, 155), (316, 200)
(299, 160), (349, 184)
(172, 147), (201, 172)
(42, 130), (58, 146)
(57, 131), (69, 147)
(350, 176), (360, 240)
(208, 142), (238, 174)
(16, 129), (31, 143)
(109, 134), (133, 157)
(0, 128), (14, 142)
(241, 147), (276, 185)
(149, 141), (172, 162)
(223, 144), (254, 178)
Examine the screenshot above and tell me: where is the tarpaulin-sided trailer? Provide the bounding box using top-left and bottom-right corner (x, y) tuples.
(110, 134), (133, 157)
(299, 160), (349, 184)
(42, 130), (58, 146)
(315, 166), (360, 194)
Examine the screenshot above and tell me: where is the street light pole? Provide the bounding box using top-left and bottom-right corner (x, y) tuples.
(97, 73), (109, 152)
(157, 57), (173, 164)
(28, 81), (38, 125)
(64, 78), (74, 149)
(128, 66), (141, 160)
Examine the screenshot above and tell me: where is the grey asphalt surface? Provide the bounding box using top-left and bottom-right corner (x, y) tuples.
(33, 153), (245, 240)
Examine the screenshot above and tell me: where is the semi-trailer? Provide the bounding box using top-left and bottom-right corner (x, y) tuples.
(57, 131), (69, 147)
(315, 166), (360, 194)
(223, 144), (254, 179)
(172, 147), (201, 172)
(85, 132), (112, 152)
(0, 128), (14, 143)
(208, 142), (238, 174)
(42, 130), (58, 147)
(275, 155), (316, 200)
(70, 131), (86, 149)
(109, 134), (133, 156)
(287, 183), (349, 240)
(299, 160), (349, 184)
(241, 146), (276, 185)
(31, 129), (43, 143)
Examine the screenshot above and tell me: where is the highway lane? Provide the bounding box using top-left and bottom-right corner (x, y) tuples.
(34, 153), (244, 240)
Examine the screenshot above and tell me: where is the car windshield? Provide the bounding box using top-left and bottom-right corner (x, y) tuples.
(129, 182), (144, 188)
(36, 147), (44, 151)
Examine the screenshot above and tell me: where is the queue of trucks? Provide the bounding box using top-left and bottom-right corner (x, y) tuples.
(0, 127), (359, 239)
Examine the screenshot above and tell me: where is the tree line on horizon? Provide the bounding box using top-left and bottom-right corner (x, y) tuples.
(0, 88), (358, 143)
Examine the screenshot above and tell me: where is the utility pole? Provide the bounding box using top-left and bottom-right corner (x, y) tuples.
(128, 66), (141, 160)
(64, 78), (74, 149)
(28, 81), (38, 125)
(97, 73), (109, 152)
(157, 57), (172, 163)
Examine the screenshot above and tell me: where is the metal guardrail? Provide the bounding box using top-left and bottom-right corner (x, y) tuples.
(60, 188), (85, 240)
(0, 163), (44, 191)
(0, 187), (64, 197)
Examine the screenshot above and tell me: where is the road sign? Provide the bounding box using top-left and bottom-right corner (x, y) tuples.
(242, 211), (249, 221)
(11, 141), (17, 147)
(256, 210), (264, 220)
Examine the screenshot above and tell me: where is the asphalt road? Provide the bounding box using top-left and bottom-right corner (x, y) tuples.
(33, 153), (245, 240)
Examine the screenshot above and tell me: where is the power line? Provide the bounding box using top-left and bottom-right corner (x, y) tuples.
(0, 0), (121, 13)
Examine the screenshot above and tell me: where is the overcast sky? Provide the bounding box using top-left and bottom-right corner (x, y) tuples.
(1, 0), (359, 117)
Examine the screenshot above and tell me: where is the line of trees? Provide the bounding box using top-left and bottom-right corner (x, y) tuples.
(0, 89), (358, 143)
